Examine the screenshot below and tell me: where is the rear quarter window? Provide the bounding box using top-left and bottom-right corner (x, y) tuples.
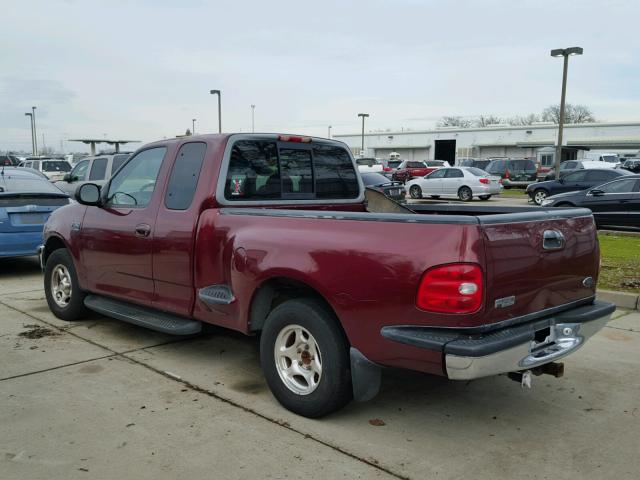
(165, 142), (207, 210)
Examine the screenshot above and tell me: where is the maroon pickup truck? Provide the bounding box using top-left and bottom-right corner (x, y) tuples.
(41, 133), (614, 417)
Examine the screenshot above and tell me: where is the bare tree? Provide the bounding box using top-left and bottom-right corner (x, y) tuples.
(541, 104), (595, 124)
(437, 116), (472, 128)
(185, 128), (192, 136)
(508, 113), (541, 126)
(474, 115), (504, 127)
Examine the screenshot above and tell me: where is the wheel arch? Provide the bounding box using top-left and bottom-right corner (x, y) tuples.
(248, 276), (349, 343)
(43, 234), (70, 266)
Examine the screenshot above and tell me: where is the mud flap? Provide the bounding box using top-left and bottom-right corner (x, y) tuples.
(350, 347), (381, 402)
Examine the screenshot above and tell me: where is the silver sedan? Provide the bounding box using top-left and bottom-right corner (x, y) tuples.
(405, 167), (502, 201)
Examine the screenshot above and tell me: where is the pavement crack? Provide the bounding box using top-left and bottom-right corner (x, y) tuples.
(0, 354), (117, 382)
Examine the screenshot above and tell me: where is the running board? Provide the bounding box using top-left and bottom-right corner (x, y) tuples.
(84, 295), (202, 335)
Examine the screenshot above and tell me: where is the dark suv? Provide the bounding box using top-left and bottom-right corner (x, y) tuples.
(485, 158), (537, 188)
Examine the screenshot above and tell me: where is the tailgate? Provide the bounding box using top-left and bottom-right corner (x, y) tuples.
(479, 208), (599, 324)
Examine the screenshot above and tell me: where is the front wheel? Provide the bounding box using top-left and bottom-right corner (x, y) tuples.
(44, 248), (89, 321)
(409, 185), (422, 199)
(458, 186), (473, 201)
(260, 298), (352, 418)
(533, 189), (548, 205)
(479, 195), (491, 200)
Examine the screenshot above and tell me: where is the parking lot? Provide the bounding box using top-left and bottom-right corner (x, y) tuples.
(1, 256), (638, 480)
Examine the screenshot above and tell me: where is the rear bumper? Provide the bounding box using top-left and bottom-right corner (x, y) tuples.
(0, 231), (44, 258)
(381, 300), (615, 380)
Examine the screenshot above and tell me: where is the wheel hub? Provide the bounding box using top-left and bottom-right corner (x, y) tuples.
(274, 324), (322, 395)
(51, 264), (72, 308)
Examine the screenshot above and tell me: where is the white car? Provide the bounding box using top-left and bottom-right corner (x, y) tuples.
(405, 166), (502, 201)
(356, 157), (383, 173)
(19, 158), (72, 182)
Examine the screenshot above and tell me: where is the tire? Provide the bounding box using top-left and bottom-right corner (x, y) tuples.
(458, 186), (473, 202)
(409, 185), (422, 199)
(44, 248), (89, 321)
(532, 189), (548, 205)
(479, 195), (491, 200)
(430, 195), (440, 199)
(260, 298), (352, 418)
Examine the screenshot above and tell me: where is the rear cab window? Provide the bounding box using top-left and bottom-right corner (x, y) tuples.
(223, 138), (358, 202)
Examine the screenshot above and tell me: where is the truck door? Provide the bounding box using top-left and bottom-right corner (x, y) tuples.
(79, 146), (169, 306)
(151, 142), (207, 316)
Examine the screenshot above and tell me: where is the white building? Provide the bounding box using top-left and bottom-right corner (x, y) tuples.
(335, 121), (640, 166)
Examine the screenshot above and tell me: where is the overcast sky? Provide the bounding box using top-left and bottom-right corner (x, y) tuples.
(2, 0), (639, 153)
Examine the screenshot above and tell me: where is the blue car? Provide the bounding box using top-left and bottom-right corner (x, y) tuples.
(0, 167), (70, 258)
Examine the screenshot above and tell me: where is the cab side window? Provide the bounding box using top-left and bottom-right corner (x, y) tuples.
(445, 169), (463, 178)
(106, 147), (166, 208)
(165, 142), (206, 210)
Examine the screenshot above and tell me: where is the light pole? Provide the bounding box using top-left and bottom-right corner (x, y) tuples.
(25, 112), (35, 155)
(550, 46), (583, 179)
(192, 118), (196, 135)
(251, 104), (255, 133)
(328, 125), (332, 139)
(210, 90), (222, 133)
(357, 113), (369, 156)
(32, 106), (38, 155)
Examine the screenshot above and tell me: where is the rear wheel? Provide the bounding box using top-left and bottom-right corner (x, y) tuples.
(44, 248), (89, 321)
(479, 195), (491, 200)
(409, 185), (422, 199)
(533, 189), (548, 205)
(458, 186), (473, 202)
(260, 298), (352, 418)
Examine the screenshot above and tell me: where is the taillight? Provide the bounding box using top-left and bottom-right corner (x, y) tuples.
(383, 167), (391, 171)
(504, 169), (510, 179)
(479, 178), (490, 184)
(278, 135), (312, 143)
(416, 263), (483, 314)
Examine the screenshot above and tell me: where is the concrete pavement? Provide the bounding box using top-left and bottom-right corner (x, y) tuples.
(1, 256), (638, 480)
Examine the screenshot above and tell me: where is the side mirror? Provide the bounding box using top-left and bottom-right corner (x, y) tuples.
(590, 189), (605, 197)
(558, 178), (565, 184)
(63, 173), (72, 182)
(76, 183), (102, 206)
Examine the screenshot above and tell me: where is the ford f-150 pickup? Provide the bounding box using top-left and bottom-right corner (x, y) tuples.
(41, 133), (615, 417)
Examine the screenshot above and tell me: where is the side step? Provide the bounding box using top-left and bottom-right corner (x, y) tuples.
(84, 295), (202, 335)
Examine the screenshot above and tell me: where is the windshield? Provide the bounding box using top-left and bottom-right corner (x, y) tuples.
(602, 155), (619, 163)
(361, 172), (392, 185)
(387, 160), (402, 168)
(42, 161), (71, 172)
(356, 158), (379, 167)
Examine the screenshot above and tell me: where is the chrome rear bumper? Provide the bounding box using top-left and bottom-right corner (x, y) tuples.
(445, 312), (611, 380)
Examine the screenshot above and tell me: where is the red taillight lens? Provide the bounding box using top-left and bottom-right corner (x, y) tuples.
(479, 178), (490, 184)
(383, 166), (391, 171)
(278, 135), (312, 143)
(504, 169), (510, 179)
(416, 263), (483, 314)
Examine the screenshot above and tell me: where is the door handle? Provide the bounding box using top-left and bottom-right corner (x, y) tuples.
(135, 223), (151, 237)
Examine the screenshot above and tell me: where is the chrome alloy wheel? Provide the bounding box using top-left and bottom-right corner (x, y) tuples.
(534, 190), (548, 205)
(51, 264), (72, 308)
(274, 324), (323, 395)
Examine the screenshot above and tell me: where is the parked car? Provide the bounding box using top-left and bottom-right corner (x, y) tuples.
(0, 155), (21, 166)
(406, 167), (502, 201)
(41, 133), (614, 417)
(20, 158), (72, 181)
(485, 158), (537, 188)
(355, 157), (383, 174)
(541, 160), (615, 181)
(392, 160), (439, 182)
(360, 172), (405, 203)
(541, 175), (640, 229)
(0, 167), (70, 258)
(459, 158), (491, 171)
(54, 153), (129, 195)
(581, 151), (620, 166)
(380, 158), (403, 178)
(621, 158), (640, 174)
(526, 168), (631, 205)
